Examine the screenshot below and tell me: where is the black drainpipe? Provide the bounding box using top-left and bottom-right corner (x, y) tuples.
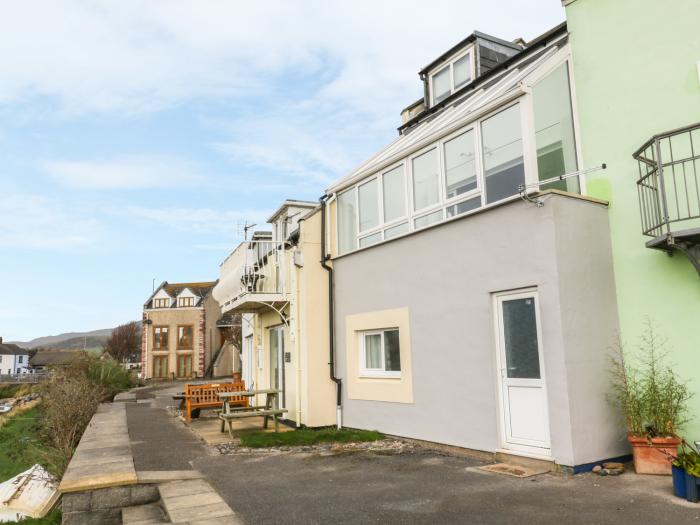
(319, 194), (342, 420)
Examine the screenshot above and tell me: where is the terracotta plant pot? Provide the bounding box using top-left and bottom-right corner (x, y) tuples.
(627, 434), (680, 475)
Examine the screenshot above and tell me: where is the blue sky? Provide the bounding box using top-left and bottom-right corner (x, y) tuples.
(0, 1), (564, 341)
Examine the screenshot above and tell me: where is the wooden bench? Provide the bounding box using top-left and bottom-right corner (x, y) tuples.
(219, 408), (288, 437)
(185, 382), (248, 421)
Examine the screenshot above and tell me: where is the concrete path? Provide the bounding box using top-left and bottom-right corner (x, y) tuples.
(114, 382), (700, 524)
(127, 403), (210, 471)
(193, 449), (700, 525)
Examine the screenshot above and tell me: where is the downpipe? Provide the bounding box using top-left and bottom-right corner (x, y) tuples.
(319, 194), (343, 429)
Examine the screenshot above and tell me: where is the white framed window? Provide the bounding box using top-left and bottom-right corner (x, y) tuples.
(382, 165), (406, 222)
(411, 147), (440, 211)
(444, 128), (478, 199)
(358, 178), (379, 232)
(430, 49), (474, 105)
(337, 187), (357, 255)
(359, 329), (401, 377)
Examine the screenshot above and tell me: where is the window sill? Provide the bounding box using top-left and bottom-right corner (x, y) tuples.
(359, 372), (402, 379)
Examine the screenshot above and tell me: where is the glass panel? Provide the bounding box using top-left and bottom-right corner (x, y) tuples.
(414, 209), (443, 229)
(358, 178), (379, 232)
(382, 166), (406, 222)
(432, 66), (451, 103)
(446, 196), (481, 218)
(482, 104), (525, 204)
(384, 330), (401, 372)
(533, 64), (579, 193)
(337, 188), (357, 254)
(453, 54), (472, 89)
(364, 334), (382, 369)
(384, 222), (409, 240)
(359, 232), (382, 248)
(444, 130), (477, 198)
(502, 297), (540, 379)
(412, 148), (440, 211)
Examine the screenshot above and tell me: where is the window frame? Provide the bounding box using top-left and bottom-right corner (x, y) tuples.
(153, 326), (169, 351)
(429, 47), (475, 106)
(153, 298), (170, 308)
(359, 328), (401, 378)
(178, 296), (195, 308)
(153, 355), (169, 378)
(177, 325), (194, 350)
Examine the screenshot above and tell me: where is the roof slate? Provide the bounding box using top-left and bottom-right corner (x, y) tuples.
(0, 343), (29, 356)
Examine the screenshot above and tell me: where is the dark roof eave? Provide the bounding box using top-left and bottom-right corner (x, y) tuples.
(418, 30), (524, 77)
(399, 22), (567, 134)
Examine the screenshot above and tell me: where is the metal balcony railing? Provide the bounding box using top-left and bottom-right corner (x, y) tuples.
(239, 240), (287, 295)
(634, 122), (700, 238)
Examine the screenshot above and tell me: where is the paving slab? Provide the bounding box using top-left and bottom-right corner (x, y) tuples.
(59, 403), (137, 493)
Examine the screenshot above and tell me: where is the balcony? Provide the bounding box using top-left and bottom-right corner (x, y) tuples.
(214, 239), (290, 315)
(634, 122), (700, 275)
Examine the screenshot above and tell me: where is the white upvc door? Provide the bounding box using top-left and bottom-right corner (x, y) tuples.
(494, 289), (551, 455)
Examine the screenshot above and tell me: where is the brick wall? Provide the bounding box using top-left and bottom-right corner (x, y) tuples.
(197, 309), (206, 377)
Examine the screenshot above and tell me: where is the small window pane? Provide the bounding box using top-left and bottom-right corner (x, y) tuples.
(482, 104), (525, 204)
(337, 189), (357, 255)
(359, 232), (382, 248)
(453, 54), (472, 89)
(412, 148), (440, 211)
(365, 334), (382, 369)
(358, 179), (379, 232)
(446, 196), (481, 218)
(432, 66), (451, 103)
(502, 297), (540, 379)
(383, 166), (406, 222)
(384, 222), (408, 240)
(414, 209), (443, 229)
(444, 130), (477, 198)
(533, 63), (579, 193)
(384, 330), (401, 372)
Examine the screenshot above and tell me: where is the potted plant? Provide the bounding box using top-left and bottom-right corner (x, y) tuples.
(610, 320), (692, 475)
(670, 441), (700, 502)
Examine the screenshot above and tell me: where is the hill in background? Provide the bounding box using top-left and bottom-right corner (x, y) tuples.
(9, 323), (140, 351)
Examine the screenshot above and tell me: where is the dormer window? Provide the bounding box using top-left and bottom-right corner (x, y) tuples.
(178, 296), (195, 307)
(430, 49), (473, 105)
(154, 298), (170, 308)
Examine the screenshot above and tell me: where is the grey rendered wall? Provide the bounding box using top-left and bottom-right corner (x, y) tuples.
(333, 193), (621, 466)
(551, 196), (629, 465)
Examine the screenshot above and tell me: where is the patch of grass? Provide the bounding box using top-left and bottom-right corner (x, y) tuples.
(240, 427), (384, 448)
(0, 405), (68, 480)
(3, 508), (61, 525)
(0, 384), (38, 400)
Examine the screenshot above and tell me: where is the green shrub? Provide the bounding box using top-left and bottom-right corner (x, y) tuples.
(610, 319), (692, 437)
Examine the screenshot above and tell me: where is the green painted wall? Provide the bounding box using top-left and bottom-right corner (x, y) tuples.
(565, 0), (700, 438)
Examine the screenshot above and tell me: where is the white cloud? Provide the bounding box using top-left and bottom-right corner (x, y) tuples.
(41, 156), (202, 189)
(126, 206), (270, 236)
(0, 194), (100, 250)
(0, 1), (564, 116)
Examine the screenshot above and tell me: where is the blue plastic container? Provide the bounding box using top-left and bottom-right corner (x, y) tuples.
(672, 465), (687, 498)
(685, 472), (700, 503)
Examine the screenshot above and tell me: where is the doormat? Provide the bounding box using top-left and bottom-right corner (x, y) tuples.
(479, 463), (550, 478)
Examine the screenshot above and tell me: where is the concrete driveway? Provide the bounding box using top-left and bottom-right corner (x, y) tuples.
(193, 449), (700, 525)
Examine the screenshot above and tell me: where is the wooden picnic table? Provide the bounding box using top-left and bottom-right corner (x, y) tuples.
(218, 389), (287, 437)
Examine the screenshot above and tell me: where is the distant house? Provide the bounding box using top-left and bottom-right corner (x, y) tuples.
(141, 281), (225, 380)
(28, 348), (88, 372)
(0, 337), (31, 375)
